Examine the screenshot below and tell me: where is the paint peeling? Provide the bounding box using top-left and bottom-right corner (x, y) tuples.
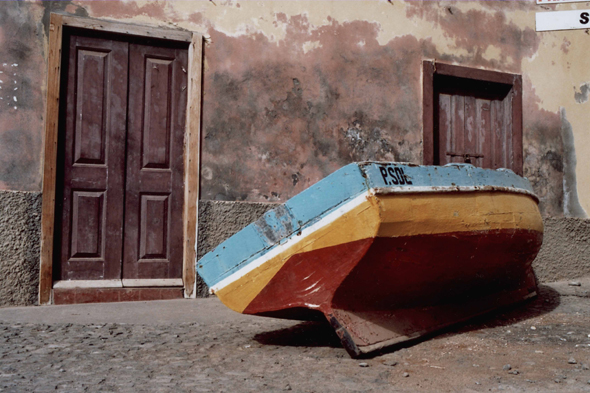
(523, 79), (564, 216)
(574, 83), (589, 104)
(302, 40), (321, 54)
(200, 18), (425, 202)
(0, 0), (582, 214)
(561, 37), (571, 54)
(560, 108), (587, 218)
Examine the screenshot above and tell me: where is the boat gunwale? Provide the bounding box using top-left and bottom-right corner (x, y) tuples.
(371, 185), (539, 203)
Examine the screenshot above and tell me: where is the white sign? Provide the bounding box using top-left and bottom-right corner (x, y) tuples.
(536, 9), (590, 31)
(537, 0), (589, 4)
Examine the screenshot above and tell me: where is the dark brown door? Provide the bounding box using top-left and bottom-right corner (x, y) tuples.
(436, 79), (515, 170)
(56, 31), (187, 283)
(424, 62), (523, 175)
(123, 44), (187, 280)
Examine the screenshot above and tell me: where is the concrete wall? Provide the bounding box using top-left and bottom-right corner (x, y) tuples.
(0, 191), (41, 307)
(533, 217), (590, 283)
(196, 200), (275, 297)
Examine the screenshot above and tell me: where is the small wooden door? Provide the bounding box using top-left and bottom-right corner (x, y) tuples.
(424, 62), (523, 175)
(436, 77), (516, 170)
(55, 31), (188, 283)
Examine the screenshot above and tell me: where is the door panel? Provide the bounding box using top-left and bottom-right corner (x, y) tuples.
(70, 191), (104, 258)
(451, 95), (465, 163)
(491, 100), (505, 169)
(59, 35), (128, 280)
(142, 57), (174, 169)
(123, 44), (187, 280)
(477, 99), (492, 169)
(74, 50), (108, 164)
(139, 194), (170, 259)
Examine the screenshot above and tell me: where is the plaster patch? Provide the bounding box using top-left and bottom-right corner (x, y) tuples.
(481, 45), (501, 62)
(560, 108), (587, 218)
(574, 83), (590, 104)
(302, 40), (321, 54)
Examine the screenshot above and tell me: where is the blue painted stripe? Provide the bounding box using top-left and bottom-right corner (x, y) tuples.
(198, 163), (368, 287)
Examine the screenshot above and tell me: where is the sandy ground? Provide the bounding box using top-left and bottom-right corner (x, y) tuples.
(0, 279), (589, 392)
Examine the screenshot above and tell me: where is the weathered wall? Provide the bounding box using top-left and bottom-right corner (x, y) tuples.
(533, 217), (590, 283)
(196, 200), (275, 297)
(0, 2), (46, 191)
(0, 0), (586, 217)
(0, 191), (41, 307)
(0, 1), (588, 303)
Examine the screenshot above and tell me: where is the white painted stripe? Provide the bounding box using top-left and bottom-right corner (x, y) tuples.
(53, 280), (122, 289)
(372, 185), (539, 202)
(210, 192), (371, 293)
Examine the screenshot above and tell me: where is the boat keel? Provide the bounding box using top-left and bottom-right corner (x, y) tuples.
(325, 282), (537, 358)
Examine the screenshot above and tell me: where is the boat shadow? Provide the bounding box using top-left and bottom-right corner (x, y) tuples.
(252, 284), (561, 354)
(254, 318), (343, 349)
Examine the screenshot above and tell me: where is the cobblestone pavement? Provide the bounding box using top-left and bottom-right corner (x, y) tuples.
(1, 280), (590, 392)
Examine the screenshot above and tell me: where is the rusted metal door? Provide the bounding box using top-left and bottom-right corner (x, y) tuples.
(56, 32), (187, 283)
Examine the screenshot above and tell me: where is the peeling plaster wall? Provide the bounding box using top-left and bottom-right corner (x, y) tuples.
(0, 191), (41, 307)
(0, 2), (46, 191)
(0, 0), (586, 215)
(1, 1), (590, 303)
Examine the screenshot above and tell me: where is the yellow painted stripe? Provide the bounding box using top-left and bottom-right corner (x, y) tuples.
(215, 197), (381, 313)
(217, 191), (542, 314)
(377, 192), (543, 237)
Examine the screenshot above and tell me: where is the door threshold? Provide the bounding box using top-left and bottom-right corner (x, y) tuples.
(53, 278), (183, 289)
(52, 287), (184, 305)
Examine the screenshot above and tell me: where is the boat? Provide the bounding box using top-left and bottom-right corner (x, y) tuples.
(198, 162), (544, 357)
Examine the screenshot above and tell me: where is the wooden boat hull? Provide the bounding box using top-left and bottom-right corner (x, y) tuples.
(199, 163), (543, 357)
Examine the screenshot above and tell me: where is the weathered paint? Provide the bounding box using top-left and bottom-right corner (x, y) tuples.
(0, 0), (586, 217)
(198, 162), (542, 303)
(560, 107), (586, 217)
(198, 162), (543, 356)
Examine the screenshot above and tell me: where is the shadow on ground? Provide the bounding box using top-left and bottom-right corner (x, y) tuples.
(253, 284), (561, 354)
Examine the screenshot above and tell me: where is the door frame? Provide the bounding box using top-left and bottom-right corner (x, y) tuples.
(422, 60), (523, 174)
(39, 13), (203, 304)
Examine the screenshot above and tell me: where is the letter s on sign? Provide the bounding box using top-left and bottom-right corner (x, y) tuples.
(581, 12), (590, 25)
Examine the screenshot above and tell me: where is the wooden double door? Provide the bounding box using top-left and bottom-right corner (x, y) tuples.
(54, 30), (188, 284)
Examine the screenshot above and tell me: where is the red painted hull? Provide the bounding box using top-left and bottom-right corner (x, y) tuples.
(244, 228), (542, 357)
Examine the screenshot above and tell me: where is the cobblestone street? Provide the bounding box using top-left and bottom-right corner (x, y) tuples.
(1, 281), (590, 392)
